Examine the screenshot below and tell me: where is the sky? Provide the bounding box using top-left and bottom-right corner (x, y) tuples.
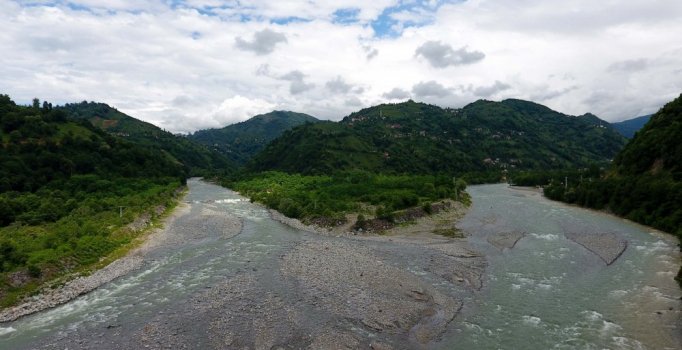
(1, 0), (681, 134)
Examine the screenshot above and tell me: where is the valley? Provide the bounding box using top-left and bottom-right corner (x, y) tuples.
(0, 93), (680, 349)
(1, 179), (678, 349)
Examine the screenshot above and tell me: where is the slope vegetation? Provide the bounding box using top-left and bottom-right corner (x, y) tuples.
(189, 111), (319, 164)
(61, 102), (233, 175)
(545, 94), (681, 237)
(0, 95), (185, 306)
(250, 99), (626, 175)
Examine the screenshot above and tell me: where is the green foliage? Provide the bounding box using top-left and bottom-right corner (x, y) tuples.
(248, 99), (626, 175)
(227, 171), (467, 222)
(189, 111), (319, 165)
(0, 94), (186, 307)
(59, 101), (234, 176)
(543, 94), (682, 239)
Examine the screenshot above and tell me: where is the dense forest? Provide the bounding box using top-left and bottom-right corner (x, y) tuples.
(0, 95), (185, 306)
(247, 99), (626, 175)
(543, 94), (681, 237)
(189, 111), (319, 165)
(228, 171), (467, 226)
(61, 101), (234, 176)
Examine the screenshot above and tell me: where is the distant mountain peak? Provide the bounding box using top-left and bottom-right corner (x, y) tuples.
(610, 114), (652, 138)
(189, 110), (319, 165)
(250, 98), (627, 175)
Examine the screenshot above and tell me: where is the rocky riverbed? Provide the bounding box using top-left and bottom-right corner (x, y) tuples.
(2, 179), (484, 350)
(0, 203), (195, 323)
(4, 181), (674, 350)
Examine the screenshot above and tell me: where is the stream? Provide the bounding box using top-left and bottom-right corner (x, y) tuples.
(0, 180), (679, 349)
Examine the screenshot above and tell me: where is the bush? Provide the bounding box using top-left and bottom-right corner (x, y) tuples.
(27, 264), (41, 278)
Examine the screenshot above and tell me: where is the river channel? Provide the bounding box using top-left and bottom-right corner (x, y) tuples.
(0, 180), (679, 349)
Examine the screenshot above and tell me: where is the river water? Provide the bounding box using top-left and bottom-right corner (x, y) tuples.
(446, 185), (680, 350)
(0, 181), (679, 349)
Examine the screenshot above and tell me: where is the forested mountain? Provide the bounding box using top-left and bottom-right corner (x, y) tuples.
(0, 97), (185, 196)
(249, 99), (627, 175)
(189, 111), (319, 164)
(611, 115), (652, 138)
(61, 102), (233, 175)
(0, 95), (186, 306)
(545, 94), (682, 238)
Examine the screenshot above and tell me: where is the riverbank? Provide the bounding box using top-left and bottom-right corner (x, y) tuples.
(0, 199), (191, 323)
(202, 190), (486, 347)
(269, 199), (469, 238)
(5, 180), (677, 349)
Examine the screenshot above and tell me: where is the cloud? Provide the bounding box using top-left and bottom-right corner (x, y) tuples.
(325, 76), (353, 93)
(382, 88), (411, 100)
(235, 29), (287, 55)
(529, 86), (578, 101)
(345, 96), (363, 107)
(325, 76), (364, 94)
(280, 70), (315, 95)
(362, 45), (379, 60)
(1, 0), (681, 133)
(412, 81), (452, 98)
(160, 95), (276, 133)
(415, 41), (485, 68)
(208, 95), (276, 128)
(473, 80), (511, 97)
(607, 58), (648, 72)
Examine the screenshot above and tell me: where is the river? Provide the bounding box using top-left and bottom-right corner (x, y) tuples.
(0, 180), (679, 349)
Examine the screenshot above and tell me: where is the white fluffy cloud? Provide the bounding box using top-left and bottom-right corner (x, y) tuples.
(415, 41), (485, 68)
(235, 29), (287, 55)
(1, 0), (681, 133)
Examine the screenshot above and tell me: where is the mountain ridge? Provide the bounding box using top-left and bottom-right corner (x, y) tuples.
(249, 98), (627, 175)
(60, 102), (233, 175)
(189, 110), (319, 165)
(610, 115), (652, 138)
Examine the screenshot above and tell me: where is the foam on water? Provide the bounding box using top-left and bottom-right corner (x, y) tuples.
(530, 233), (560, 241)
(608, 290), (629, 298)
(0, 327), (16, 336)
(582, 310), (603, 322)
(522, 315), (542, 326)
(214, 199), (244, 204)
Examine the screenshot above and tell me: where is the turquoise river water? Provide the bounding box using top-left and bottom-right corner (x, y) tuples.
(0, 181), (679, 349)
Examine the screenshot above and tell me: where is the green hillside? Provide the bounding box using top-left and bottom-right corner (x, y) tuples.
(249, 99), (626, 175)
(611, 115), (652, 138)
(61, 102), (233, 175)
(189, 111), (319, 164)
(0, 95), (186, 306)
(544, 94), (681, 235)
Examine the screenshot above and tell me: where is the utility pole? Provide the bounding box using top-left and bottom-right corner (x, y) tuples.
(565, 176), (568, 190)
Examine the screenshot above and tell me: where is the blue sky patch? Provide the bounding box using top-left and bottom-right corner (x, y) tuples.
(333, 8), (361, 25)
(371, 0), (462, 38)
(271, 16), (311, 25)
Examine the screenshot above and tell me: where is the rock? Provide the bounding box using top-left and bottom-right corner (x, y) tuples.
(565, 232), (627, 265)
(487, 231), (526, 250)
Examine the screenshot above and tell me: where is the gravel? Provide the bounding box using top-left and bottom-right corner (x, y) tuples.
(5, 182), (485, 349)
(0, 201), (244, 324)
(0, 256), (144, 323)
(487, 231), (526, 250)
(565, 232), (628, 265)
